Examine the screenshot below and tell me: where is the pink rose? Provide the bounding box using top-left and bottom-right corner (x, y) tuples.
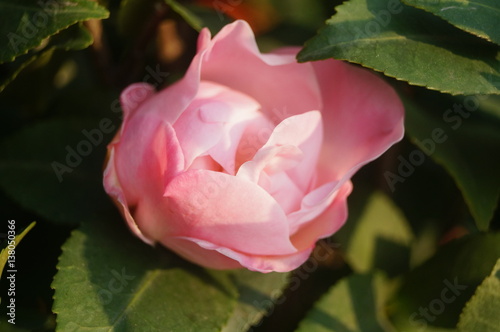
(103, 20), (404, 272)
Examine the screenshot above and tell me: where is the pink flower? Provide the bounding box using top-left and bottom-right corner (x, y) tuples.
(103, 20), (404, 273)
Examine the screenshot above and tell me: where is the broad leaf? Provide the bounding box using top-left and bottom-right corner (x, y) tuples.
(0, 118), (113, 225)
(404, 92), (500, 231)
(390, 232), (500, 330)
(298, 0), (500, 95)
(0, 0), (108, 63)
(403, 0), (500, 46)
(222, 270), (289, 332)
(118, 0), (223, 39)
(0, 23), (93, 93)
(336, 191), (413, 277)
(295, 273), (397, 332)
(457, 258), (500, 331)
(53, 217), (239, 331)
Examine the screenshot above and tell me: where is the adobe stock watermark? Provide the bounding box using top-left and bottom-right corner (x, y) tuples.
(8, 0), (68, 54)
(60, 267), (136, 331)
(409, 278), (468, 330)
(349, 0), (403, 40)
(51, 65), (169, 183)
(5, 220), (17, 325)
(384, 94), (489, 192)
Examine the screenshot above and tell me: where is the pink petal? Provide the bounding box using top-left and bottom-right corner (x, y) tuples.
(164, 170), (297, 256)
(174, 81), (262, 172)
(237, 145), (305, 214)
(103, 148), (154, 245)
(312, 60), (405, 184)
(263, 110), (323, 192)
(199, 20), (322, 123)
(111, 118), (184, 205)
(291, 181), (352, 251)
(265, 172), (304, 215)
(236, 111), (322, 186)
(156, 237), (244, 270)
(176, 237), (313, 272)
(234, 115), (275, 169)
(129, 34), (208, 125)
(173, 100), (227, 168)
(288, 181), (341, 234)
(237, 145), (303, 184)
(120, 83), (156, 118)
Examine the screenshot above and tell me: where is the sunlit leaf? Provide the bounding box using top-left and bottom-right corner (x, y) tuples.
(457, 258), (500, 332)
(53, 217), (239, 331)
(298, 0), (500, 95)
(403, 0), (500, 45)
(0, 0), (108, 63)
(296, 273), (397, 332)
(0, 23), (93, 93)
(337, 191), (414, 277)
(222, 270), (289, 332)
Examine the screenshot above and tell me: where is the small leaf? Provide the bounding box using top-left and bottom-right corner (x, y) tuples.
(403, 0), (500, 46)
(52, 216), (238, 331)
(118, 0), (209, 37)
(457, 258), (500, 331)
(165, 0), (203, 31)
(0, 221), (35, 280)
(404, 92), (500, 231)
(390, 232), (500, 330)
(0, 22), (93, 93)
(0, 0), (109, 63)
(295, 273), (397, 332)
(297, 0), (500, 95)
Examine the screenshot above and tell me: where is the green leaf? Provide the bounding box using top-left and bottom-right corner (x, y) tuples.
(183, 5), (234, 35)
(295, 273), (397, 332)
(0, 221), (35, 280)
(52, 216), (239, 331)
(0, 0), (109, 63)
(457, 258), (500, 331)
(338, 191), (414, 277)
(165, 0), (203, 31)
(222, 270), (289, 332)
(404, 92), (500, 230)
(297, 0), (500, 95)
(118, 0), (207, 38)
(403, 0), (500, 46)
(0, 118), (114, 225)
(0, 22), (93, 93)
(390, 232), (500, 330)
